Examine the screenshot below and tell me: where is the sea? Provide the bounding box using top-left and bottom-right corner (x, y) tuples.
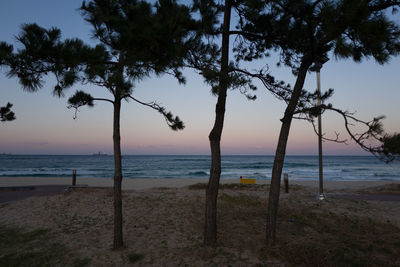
(0, 155), (399, 181)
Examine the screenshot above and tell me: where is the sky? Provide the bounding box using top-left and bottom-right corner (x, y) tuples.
(0, 0), (399, 155)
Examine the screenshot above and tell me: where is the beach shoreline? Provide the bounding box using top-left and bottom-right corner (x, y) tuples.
(0, 176), (398, 191)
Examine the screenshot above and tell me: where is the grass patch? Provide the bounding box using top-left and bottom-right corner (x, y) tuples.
(268, 204), (400, 266)
(188, 183), (207, 190)
(210, 190), (400, 266)
(0, 228), (48, 249)
(152, 187), (173, 190)
(73, 258), (91, 267)
(188, 182), (268, 191)
(0, 225), (90, 267)
(128, 252), (144, 263)
(221, 183), (267, 191)
(187, 182), (304, 192)
(220, 193), (263, 207)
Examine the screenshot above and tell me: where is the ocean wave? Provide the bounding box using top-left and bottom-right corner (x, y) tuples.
(341, 168), (370, 172)
(1, 155), (399, 181)
(373, 172), (394, 177)
(284, 162), (317, 168)
(236, 165), (270, 170)
(187, 171), (209, 177)
(171, 158), (209, 162)
(252, 172), (268, 178)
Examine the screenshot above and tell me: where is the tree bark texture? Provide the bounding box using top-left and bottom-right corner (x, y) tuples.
(113, 94), (123, 249)
(266, 58), (312, 245)
(204, 0), (231, 246)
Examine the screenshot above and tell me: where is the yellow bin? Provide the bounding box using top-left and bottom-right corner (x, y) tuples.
(240, 176), (256, 184)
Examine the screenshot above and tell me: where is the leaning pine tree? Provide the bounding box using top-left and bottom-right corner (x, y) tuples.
(236, 0), (400, 245)
(1, 0), (195, 249)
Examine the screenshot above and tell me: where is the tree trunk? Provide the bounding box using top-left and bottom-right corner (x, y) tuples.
(113, 95), (123, 249)
(266, 58), (312, 245)
(204, 0), (231, 246)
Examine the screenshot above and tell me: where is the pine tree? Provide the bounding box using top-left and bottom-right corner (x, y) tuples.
(189, 0), (285, 245)
(1, 0), (194, 248)
(236, 0), (400, 245)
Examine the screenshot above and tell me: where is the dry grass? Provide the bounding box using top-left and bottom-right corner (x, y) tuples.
(188, 182), (268, 191)
(188, 182), (304, 192)
(1, 184), (399, 266)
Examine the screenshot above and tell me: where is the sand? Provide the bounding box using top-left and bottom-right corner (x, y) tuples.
(0, 177), (399, 266)
(0, 176), (397, 190)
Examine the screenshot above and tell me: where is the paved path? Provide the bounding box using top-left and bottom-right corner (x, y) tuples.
(0, 185), (70, 204)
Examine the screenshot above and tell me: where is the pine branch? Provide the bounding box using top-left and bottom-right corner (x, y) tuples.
(231, 67), (293, 103)
(369, 0), (400, 12)
(0, 102), (16, 122)
(228, 30), (264, 39)
(127, 95), (184, 131)
(67, 90), (103, 119)
(296, 103), (394, 162)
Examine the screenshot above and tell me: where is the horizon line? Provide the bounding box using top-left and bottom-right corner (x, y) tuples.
(1, 153), (373, 157)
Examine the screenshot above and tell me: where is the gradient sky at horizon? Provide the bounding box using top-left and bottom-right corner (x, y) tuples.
(0, 0), (399, 155)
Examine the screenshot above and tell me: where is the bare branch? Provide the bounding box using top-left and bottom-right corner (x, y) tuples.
(309, 116), (348, 143)
(92, 97), (114, 104)
(297, 104), (394, 162)
(127, 95), (184, 131)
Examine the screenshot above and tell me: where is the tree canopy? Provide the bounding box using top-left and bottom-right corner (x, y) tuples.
(382, 133), (400, 157)
(0, 0), (198, 249)
(0, 102), (15, 122)
(233, 0), (400, 245)
(1, 43), (16, 123)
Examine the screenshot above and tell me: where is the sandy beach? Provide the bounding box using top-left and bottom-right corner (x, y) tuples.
(1, 177), (399, 266)
(0, 176), (398, 190)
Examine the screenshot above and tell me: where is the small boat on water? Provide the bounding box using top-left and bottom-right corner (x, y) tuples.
(92, 152), (107, 156)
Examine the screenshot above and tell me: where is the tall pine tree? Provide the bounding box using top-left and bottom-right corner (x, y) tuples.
(1, 0), (195, 248)
(189, 0), (285, 245)
(237, 0), (400, 245)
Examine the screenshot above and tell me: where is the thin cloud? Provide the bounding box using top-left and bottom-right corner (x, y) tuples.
(23, 142), (49, 146)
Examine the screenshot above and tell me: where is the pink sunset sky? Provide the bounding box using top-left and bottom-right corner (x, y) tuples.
(1, 0), (399, 155)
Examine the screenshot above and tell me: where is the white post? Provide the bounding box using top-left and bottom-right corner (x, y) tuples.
(316, 69), (326, 200)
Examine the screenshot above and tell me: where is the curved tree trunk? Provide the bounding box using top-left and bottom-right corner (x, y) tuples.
(266, 58), (312, 245)
(113, 95), (123, 249)
(204, 0), (231, 246)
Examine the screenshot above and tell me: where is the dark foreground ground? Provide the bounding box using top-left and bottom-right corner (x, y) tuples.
(0, 183), (399, 266)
